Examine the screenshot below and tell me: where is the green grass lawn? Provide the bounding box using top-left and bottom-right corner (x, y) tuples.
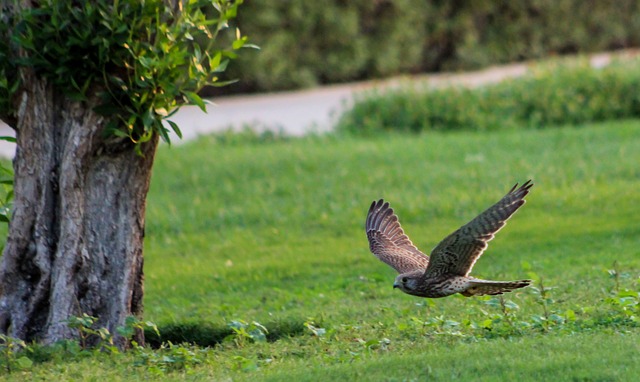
(4, 120), (640, 380)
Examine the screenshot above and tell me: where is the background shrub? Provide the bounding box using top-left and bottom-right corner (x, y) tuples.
(211, 0), (640, 95)
(335, 59), (640, 134)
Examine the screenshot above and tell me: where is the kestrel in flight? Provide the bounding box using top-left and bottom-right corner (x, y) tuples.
(366, 181), (533, 298)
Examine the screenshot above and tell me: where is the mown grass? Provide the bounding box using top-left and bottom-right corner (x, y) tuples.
(3, 120), (640, 380)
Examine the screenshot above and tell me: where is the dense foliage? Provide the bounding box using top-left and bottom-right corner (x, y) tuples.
(215, 0), (640, 93)
(337, 59), (640, 134)
(0, 0), (254, 150)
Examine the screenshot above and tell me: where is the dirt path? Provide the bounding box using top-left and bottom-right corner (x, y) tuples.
(0, 50), (634, 158)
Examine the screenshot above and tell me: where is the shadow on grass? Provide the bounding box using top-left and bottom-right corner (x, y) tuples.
(145, 319), (307, 348)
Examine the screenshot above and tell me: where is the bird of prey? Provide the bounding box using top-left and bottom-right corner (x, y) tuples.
(365, 181), (533, 298)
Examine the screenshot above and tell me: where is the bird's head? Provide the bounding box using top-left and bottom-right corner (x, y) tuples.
(393, 271), (423, 295)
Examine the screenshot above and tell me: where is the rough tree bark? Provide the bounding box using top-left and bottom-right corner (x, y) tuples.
(0, 69), (158, 347)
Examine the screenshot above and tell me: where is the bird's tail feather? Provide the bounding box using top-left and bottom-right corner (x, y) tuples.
(461, 279), (531, 297)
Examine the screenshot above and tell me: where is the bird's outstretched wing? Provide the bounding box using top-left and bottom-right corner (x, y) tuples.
(424, 180), (533, 278)
(366, 199), (429, 274)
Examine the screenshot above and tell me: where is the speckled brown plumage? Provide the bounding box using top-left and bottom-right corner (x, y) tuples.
(366, 181), (533, 298)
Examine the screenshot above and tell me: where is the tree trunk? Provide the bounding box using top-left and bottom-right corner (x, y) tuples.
(0, 71), (158, 348)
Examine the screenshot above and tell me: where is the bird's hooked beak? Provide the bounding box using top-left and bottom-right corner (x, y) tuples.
(393, 282), (400, 289)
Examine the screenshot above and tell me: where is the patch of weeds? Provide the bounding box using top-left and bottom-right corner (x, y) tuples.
(422, 315), (465, 337)
(527, 278), (569, 332)
(581, 266), (640, 329)
(224, 320), (269, 347)
(133, 341), (205, 375)
(395, 314), (464, 341)
(117, 316), (160, 346)
(323, 335), (391, 365)
(66, 313), (118, 353)
(603, 267), (640, 326)
(230, 355), (261, 372)
(470, 296), (525, 337)
(605, 288), (640, 323)
(354, 337), (391, 353)
(0, 334), (32, 373)
(392, 268), (640, 345)
(23, 339), (83, 364)
(303, 319), (326, 337)
(483, 269), (640, 336)
(607, 260), (634, 294)
(4, 266), (640, 379)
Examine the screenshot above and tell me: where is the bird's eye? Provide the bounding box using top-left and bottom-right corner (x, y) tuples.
(401, 277), (408, 283)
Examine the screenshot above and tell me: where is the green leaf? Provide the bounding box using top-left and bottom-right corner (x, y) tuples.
(134, 144), (144, 157)
(212, 59), (229, 73)
(209, 52), (222, 70)
(167, 120), (182, 139)
(183, 91), (207, 112)
(480, 319), (493, 329)
(16, 356), (33, 369)
(110, 128), (131, 138)
(9, 79), (20, 94)
(209, 79), (238, 87)
(142, 109), (155, 130)
(166, 107), (180, 118)
(108, 75), (128, 91)
(232, 37), (247, 50)
(137, 128), (154, 144)
(157, 126), (171, 144)
(138, 56), (154, 69)
(0, 136), (16, 143)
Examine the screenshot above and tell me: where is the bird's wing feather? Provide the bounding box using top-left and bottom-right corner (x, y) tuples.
(366, 199), (429, 274)
(424, 180), (533, 278)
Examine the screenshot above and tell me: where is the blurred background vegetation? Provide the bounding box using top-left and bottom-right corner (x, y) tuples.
(336, 60), (640, 134)
(209, 0), (640, 95)
(2, 2), (640, 379)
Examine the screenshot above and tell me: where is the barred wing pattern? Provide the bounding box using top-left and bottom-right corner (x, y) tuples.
(424, 180), (533, 278)
(366, 199), (429, 274)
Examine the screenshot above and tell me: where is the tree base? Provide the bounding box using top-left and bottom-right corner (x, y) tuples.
(0, 77), (157, 349)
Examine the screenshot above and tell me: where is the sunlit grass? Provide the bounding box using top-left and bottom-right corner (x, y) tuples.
(142, 120), (640, 379)
(144, 120), (640, 327)
(5, 120), (640, 380)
